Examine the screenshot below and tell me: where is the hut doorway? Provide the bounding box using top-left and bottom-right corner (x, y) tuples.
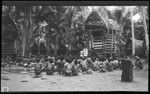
(39, 42), (48, 56)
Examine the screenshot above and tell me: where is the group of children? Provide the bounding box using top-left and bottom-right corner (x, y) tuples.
(34, 56), (122, 76)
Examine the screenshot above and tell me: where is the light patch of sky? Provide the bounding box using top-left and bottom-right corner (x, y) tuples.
(87, 6), (100, 11)
(132, 13), (141, 22)
(87, 6), (93, 12)
(104, 6), (120, 11)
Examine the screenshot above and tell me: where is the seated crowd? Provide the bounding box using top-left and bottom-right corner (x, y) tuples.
(1, 54), (143, 77)
(33, 55), (122, 76)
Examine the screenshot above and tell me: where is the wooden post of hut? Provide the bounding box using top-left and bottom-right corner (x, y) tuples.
(131, 8), (135, 55)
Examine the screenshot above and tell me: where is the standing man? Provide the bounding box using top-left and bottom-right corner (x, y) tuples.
(121, 56), (134, 82)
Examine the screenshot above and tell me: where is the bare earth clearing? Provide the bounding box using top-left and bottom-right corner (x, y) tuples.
(1, 63), (148, 92)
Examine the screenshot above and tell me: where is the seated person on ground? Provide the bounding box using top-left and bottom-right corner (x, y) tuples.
(87, 57), (93, 69)
(72, 59), (80, 76)
(51, 57), (56, 64)
(34, 59), (42, 75)
(98, 58), (106, 72)
(57, 57), (65, 74)
(92, 58), (99, 71)
(64, 58), (73, 76)
(106, 57), (114, 71)
(77, 58), (82, 65)
(111, 57), (119, 70)
(80, 57), (89, 72)
(135, 56), (143, 70)
(46, 59), (55, 75)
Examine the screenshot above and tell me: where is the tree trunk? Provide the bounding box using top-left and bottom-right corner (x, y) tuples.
(37, 37), (40, 56)
(131, 8), (135, 55)
(54, 34), (58, 56)
(118, 26), (124, 58)
(142, 7), (149, 59)
(22, 9), (30, 57)
(47, 31), (50, 56)
(22, 11), (25, 56)
(26, 8), (32, 57)
(22, 27), (26, 56)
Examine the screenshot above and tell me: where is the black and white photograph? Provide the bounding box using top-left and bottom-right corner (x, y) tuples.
(1, 1), (149, 92)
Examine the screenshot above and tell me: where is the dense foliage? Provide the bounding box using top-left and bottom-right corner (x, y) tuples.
(2, 6), (149, 58)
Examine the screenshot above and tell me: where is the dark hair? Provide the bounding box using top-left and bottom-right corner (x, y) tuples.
(108, 58), (111, 62)
(91, 57), (96, 62)
(66, 58), (72, 63)
(74, 59), (78, 65)
(49, 59), (53, 63)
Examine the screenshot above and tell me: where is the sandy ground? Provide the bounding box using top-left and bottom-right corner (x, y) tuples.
(1, 64), (148, 92)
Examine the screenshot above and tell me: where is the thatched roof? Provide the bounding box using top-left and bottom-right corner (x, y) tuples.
(86, 11), (104, 23)
(85, 11), (120, 31)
